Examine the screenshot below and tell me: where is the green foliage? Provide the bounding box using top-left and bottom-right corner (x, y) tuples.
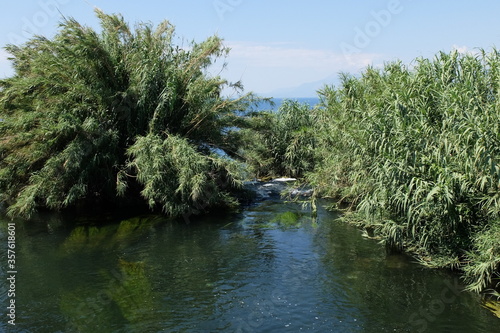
(126, 133), (242, 216)
(241, 100), (317, 178)
(0, 10), (255, 218)
(463, 220), (500, 293)
(311, 50), (500, 292)
(272, 211), (301, 227)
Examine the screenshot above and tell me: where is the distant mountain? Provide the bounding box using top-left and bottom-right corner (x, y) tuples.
(265, 74), (339, 98)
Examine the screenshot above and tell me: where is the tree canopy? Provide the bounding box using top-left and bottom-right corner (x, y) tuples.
(0, 9), (256, 219)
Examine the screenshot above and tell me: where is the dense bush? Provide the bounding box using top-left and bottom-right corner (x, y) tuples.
(0, 10), (255, 218)
(241, 100), (317, 178)
(310, 50), (500, 293)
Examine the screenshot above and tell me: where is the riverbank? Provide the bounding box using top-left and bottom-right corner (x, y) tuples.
(307, 51), (500, 297)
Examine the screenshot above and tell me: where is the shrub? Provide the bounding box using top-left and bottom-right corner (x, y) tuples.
(0, 10), (255, 218)
(242, 100), (317, 178)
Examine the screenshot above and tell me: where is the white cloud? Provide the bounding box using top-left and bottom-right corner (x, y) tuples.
(221, 41), (383, 94)
(452, 45), (470, 54)
(226, 41), (380, 71)
(451, 45), (485, 56)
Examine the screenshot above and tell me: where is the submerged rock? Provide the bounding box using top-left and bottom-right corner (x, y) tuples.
(274, 177), (297, 182)
(290, 188), (314, 197)
(482, 299), (500, 318)
(243, 178), (312, 201)
(243, 179), (287, 200)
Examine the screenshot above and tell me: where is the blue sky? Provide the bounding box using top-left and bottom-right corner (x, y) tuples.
(1, 0), (500, 97)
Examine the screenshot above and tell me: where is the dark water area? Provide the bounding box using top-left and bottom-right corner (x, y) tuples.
(0, 197), (499, 332)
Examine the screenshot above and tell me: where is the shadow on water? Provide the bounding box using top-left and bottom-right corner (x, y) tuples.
(0, 199), (499, 332)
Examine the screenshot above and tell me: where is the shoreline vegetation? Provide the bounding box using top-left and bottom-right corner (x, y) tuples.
(0, 10), (261, 220)
(308, 52), (500, 298)
(0, 10), (498, 299)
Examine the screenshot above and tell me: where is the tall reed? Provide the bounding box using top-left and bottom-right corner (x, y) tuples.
(241, 100), (317, 178)
(311, 50), (500, 293)
(0, 10), (255, 219)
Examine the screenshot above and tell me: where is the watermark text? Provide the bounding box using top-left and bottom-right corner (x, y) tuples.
(6, 222), (17, 326)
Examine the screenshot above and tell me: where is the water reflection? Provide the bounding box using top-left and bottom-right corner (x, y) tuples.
(60, 259), (159, 332)
(313, 207), (497, 332)
(0, 201), (499, 332)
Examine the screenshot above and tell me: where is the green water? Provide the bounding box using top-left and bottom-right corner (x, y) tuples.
(0, 199), (499, 332)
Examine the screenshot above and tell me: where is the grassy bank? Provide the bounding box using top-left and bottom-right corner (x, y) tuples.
(307, 50), (500, 295)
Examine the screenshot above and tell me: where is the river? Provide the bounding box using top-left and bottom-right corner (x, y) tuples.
(0, 194), (499, 332)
